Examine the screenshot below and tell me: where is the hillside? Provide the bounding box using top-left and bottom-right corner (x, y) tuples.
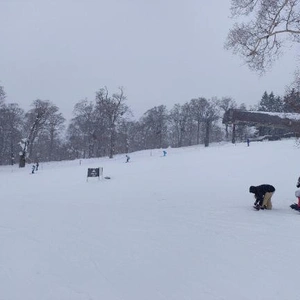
(1, 139), (300, 300)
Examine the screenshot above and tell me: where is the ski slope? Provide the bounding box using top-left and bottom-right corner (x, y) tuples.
(1, 139), (300, 300)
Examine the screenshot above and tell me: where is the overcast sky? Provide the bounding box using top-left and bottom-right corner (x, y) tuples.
(1, 0), (298, 121)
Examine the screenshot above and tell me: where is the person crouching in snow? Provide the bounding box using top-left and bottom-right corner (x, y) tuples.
(290, 177), (300, 211)
(290, 190), (300, 211)
(249, 184), (275, 210)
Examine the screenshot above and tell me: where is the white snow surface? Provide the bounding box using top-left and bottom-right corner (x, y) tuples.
(253, 111), (300, 120)
(1, 139), (300, 300)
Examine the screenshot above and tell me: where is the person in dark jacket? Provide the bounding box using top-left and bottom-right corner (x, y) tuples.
(249, 184), (275, 210)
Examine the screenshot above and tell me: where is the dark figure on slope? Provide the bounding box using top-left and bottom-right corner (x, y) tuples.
(290, 177), (300, 211)
(249, 184), (275, 210)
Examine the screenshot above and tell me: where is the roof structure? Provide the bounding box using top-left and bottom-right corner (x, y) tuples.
(223, 109), (300, 134)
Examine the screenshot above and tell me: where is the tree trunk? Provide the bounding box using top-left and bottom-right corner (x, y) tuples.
(109, 129), (115, 159)
(49, 129), (54, 161)
(225, 124), (229, 140)
(197, 121), (200, 144)
(232, 124), (236, 144)
(204, 121), (210, 147)
(19, 154), (26, 168)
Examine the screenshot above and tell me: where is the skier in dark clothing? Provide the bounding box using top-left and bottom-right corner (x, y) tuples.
(249, 184), (275, 210)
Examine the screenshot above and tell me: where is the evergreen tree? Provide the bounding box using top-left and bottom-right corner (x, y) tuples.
(258, 91), (284, 112)
(284, 88), (300, 113)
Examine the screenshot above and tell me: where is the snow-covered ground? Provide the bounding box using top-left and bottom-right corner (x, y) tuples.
(1, 139), (300, 300)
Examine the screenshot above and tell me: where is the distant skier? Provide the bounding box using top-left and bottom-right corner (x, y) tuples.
(249, 184), (275, 210)
(32, 164), (36, 174)
(163, 150), (167, 157)
(246, 138), (250, 147)
(36, 161), (39, 171)
(125, 155), (130, 163)
(290, 177), (300, 211)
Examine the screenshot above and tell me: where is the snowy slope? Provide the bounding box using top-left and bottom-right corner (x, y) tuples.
(1, 139), (300, 300)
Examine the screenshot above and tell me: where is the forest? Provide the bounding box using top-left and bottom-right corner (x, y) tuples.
(0, 82), (300, 167)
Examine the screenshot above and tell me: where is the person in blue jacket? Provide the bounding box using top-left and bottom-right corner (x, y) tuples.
(249, 184), (275, 210)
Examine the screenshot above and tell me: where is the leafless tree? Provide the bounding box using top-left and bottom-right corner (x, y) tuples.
(225, 0), (300, 73)
(201, 98), (220, 147)
(0, 85), (6, 106)
(95, 87), (129, 158)
(181, 102), (195, 146)
(45, 107), (65, 161)
(140, 105), (169, 149)
(0, 103), (24, 165)
(218, 97), (237, 140)
(190, 98), (210, 144)
(169, 104), (188, 148)
(68, 99), (95, 158)
(19, 99), (62, 167)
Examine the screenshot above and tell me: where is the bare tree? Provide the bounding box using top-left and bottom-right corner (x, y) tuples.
(190, 98), (211, 144)
(202, 98), (220, 147)
(218, 97), (237, 140)
(0, 84), (6, 106)
(0, 103), (24, 165)
(0, 85), (7, 163)
(140, 105), (169, 149)
(180, 102), (195, 146)
(45, 107), (65, 161)
(6, 104), (24, 165)
(68, 99), (95, 158)
(169, 104), (188, 148)
(19, 99), (58, 167)
(225, 0), (300, 72)
(95, 87), (129, 158)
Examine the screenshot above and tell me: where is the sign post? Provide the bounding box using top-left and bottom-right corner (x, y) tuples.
(87, 167), (103, 181)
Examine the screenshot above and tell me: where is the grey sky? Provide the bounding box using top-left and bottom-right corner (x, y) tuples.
(0, 0), (298, 121)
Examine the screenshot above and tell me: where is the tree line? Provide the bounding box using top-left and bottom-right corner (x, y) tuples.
(0, 82), (299, 167)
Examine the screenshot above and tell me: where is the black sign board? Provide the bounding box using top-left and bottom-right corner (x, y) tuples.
(87, 168), (100, 177)
(87, 167), (103, 181)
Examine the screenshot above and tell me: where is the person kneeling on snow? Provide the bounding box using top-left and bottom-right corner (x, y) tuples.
(290, 190), (300, 211)
(290, 177), (300, 210)
(249, 184), (275, 210)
